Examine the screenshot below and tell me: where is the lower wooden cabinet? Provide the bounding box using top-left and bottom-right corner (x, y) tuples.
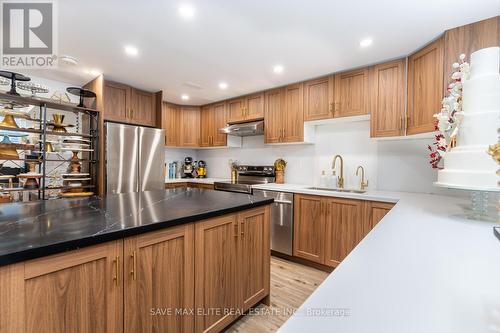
(0, 206), (270, 333)
(0, 241), (123, 333)
(194, 206), (270, 333)
(294, 194), (394, 267)
(124, 224), (194, 333)
(165, 182), (214, 190)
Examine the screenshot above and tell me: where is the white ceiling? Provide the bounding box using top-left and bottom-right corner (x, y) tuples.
(23, 0), (500, 105)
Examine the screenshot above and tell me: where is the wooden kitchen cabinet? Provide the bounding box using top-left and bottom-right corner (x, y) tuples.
(103, 80), (158, 127)
(194, 214), (239, 333)
(103, 80), (130, 123)
(227, 93), (264, 123)
(294, 194), (394, 268)
(130, 88), (156, 127)
(304, 76), (334, 121)
(237, 207), (270, 312)
(407, 37), (444, 135)
(0, 241), (123, 333)
(264, 83), (304, 144)
(194, 206), (270, 332)
(333, 68), (370, 117)
(443, 16), (500, 91)
(200, 102), (227, 147)
(366, 201), (395, 228)
(370, 59), (406, 137)
(124, 224), (194, 333)
(293, 194), (325, 263)
(162, 102), (180, 146)
(179, 106), (201, 147)
(324, 197), (363, 267)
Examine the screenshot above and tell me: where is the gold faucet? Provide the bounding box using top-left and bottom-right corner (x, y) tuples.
(332, 155), (344, 189)
(356, 165), (369, 190)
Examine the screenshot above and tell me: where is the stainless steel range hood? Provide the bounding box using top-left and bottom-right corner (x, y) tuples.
(219, 120), (264, 136)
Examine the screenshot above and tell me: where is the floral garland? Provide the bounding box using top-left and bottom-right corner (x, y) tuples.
(428, 54), (470, 169)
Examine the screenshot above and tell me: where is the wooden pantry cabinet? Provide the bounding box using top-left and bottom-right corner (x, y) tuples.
(370, 59), (406, 137)
(294, 194), (394, 267)
(0, 241), (123, 333)
(200, 102), (227, 147)
(103, 80), (158, 127)
(227, 92), (264, 123)
(407, 37), (444, 135)
(264, 83), (304, 143)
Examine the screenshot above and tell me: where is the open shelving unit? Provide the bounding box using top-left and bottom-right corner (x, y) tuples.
(0, 91), (99, 202)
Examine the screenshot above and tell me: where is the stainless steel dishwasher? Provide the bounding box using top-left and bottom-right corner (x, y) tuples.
(253, 189), (293, 255)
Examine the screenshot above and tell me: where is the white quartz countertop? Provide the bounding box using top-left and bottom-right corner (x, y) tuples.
(273, 188), (500, 333)
(164, 178), (228, 184)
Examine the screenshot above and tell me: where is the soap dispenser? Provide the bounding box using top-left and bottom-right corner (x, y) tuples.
(320, 170), (327, 187)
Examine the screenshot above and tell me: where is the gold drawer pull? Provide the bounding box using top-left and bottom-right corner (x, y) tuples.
(130, 251), (137, 281)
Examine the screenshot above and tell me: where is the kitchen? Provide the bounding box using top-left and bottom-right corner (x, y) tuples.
(0, 1), (499, 333)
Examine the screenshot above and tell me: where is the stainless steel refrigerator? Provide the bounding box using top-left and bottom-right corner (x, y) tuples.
(105, 122), (165, 194)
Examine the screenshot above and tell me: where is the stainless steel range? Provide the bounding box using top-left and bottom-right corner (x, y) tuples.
(214, 165), (275, 194)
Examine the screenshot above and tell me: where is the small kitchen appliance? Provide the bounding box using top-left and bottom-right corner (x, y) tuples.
(182, 157), (195, 178)
(196, 160), (207, 178)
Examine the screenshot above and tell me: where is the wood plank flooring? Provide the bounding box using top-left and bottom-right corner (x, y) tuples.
(224, 256), (329, 333)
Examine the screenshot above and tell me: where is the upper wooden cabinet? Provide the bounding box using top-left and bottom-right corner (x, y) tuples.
(264, 83), (304, 144)
(334, 68), (370, 118)
(179, 106), (201, 147)
(130, 88), (156, 127)
(407, 37), (444, 135)
(443, 16), (500, 91)
(304, 76), (334, 121)
(124, 224), (194, 333)
(162, 102), (180, 146)
(103, 81), (129, 122)
(227, 93), (264, 123)
(370, 59), (406, 137)
(0, 241), (123, 333)
(200, 102), (227, 147)
(103, 80), (158, 127)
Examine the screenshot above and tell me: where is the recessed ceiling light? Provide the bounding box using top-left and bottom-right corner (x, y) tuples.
(218, 82), (228, 90)
(124, 45), (139, 57)
(178, 3), (195, 19)
(359, 38), (373, 48)
(181, 94), (190, 101)
(273, 65), (284, 74)
(60, 55), (78, 66)
(86, 69), (101, 76)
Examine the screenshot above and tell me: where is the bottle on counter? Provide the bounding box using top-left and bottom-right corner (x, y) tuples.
(320, 170), (327, 187)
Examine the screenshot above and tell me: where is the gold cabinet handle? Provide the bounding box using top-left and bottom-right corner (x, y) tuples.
(234, 221), (239, 237)
(398, 116), (403, 130)
(329, 102), (334, 114)
(240, 220), (244, 236)
(283, 128), (286, 140)
(113, 256), (119, 285)
(130, 251), (137, 281)
(130, 109), (134, 119)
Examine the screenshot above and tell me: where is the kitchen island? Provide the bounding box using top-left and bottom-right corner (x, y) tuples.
(0, 189), (273, 333)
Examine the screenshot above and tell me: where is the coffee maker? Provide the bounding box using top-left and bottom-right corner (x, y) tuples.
(182, 157), (195, 178)
(196, 160), (207, 178)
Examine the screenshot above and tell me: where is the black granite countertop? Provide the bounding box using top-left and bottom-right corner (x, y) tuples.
(0, 189), (273, 267)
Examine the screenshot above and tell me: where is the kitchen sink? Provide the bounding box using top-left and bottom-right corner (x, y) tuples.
(306, 187), (366, 194)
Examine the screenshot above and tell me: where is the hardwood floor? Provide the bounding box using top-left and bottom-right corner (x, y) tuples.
(224, 256), (329, 333)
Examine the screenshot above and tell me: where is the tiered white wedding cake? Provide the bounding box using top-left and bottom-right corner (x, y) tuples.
(436, 46), (500, 191)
